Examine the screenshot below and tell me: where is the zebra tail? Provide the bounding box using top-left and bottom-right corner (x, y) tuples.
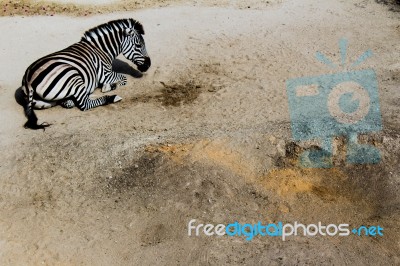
(23, 83), (51, 130)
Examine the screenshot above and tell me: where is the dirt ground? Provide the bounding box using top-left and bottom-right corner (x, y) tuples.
(0, 0), (399, 265)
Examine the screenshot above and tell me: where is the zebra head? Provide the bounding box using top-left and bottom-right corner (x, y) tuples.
(122, 25), (151, 73)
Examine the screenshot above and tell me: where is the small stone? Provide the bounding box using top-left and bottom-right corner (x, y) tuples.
(279, 204), (290, 213)
(277, 140), (286, 157)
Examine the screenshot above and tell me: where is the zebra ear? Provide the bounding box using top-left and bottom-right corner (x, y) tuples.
(134, 22), (145, 35)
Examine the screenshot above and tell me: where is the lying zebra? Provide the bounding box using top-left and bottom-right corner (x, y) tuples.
(22, 18), (151, 130)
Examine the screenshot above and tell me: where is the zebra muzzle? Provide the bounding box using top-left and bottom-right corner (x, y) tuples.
(137, 57), (151, 72)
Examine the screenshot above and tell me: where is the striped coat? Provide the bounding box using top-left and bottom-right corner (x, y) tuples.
(22, 18), (151, 130)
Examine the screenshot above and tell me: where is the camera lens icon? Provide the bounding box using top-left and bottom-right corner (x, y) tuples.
(286, 69), (382, 168)
(285, 39), (383, 168)
(327, 81), (371, 125)
(286, 69), (382, 140)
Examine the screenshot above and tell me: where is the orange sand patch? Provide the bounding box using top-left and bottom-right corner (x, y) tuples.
(150, 140), (350, 200)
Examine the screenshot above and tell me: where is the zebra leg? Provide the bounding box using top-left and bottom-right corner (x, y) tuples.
(101, 73), (127, 93)
(101, 83), (113, 93)
(32, 99), (57, 109)
(59, 99), (75, 109)
(76, 94), (122, 111)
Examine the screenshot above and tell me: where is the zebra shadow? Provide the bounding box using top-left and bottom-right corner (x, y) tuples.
(15, 87), (26, 107)
(112, 59), (143, 78)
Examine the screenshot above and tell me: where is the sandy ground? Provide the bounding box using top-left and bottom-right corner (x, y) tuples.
(0, 0), (399, 265)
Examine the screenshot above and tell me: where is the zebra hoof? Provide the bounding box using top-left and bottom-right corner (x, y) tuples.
(101, 84), (112, 93)
(107, 95), (122, 104)
(113, 95), (122, 102)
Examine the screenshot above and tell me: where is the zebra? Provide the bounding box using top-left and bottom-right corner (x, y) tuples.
(21, 18), (151, 130)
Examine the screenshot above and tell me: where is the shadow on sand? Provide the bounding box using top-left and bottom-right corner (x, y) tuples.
(15, 87), (26, 107)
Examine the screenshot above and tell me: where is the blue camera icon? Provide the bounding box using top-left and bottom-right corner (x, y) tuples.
(286, 40), (382, 168)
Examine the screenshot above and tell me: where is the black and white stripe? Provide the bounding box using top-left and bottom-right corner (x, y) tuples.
(22, 18), (151, 130)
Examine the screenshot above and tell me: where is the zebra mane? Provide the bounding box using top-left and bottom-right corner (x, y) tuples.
(82, 18), (145, 41)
